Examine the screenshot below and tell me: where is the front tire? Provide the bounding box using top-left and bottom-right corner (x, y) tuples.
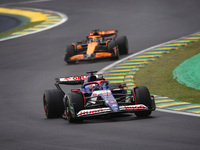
(134, 86), (152, 117)
(116, 36), (128, 55)
(64, 44), (76, 64)
(43, 89), (64, 118)
(65, 92), (84, 123)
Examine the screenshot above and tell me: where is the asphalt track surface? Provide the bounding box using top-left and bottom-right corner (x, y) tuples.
(0, 0), (200, 149)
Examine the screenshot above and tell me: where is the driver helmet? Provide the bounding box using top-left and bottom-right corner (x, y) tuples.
(88, 38), (93, 43)
(90, 84), (100, 90)
(94, 37), (102, 42)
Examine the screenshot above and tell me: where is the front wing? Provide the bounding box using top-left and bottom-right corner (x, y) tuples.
(69, 52), (114, 62)
(77, 104), (148, 117)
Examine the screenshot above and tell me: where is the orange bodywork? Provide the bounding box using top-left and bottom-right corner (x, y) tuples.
(114, 46), (117, 54)
(90, 30), (118, 40)
(68, 30), (118, 61)
(86, 42), (98, 54)
(96, 52), (112, 58)
(106, 39), (110, 46)
(90, 30), (116, 36)
(72, 43), (76, 50)
(70, 54), (84, 60)
(77, 45), (82, 49)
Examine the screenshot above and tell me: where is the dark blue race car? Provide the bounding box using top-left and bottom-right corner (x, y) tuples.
(43, 71), (156, 123)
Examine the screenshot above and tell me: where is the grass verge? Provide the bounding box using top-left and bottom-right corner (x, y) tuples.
(134, 40), (200, 104)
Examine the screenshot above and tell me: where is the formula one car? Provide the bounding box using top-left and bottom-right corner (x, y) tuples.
(43, 71), (156, 123)
(64, 30), (128, 64)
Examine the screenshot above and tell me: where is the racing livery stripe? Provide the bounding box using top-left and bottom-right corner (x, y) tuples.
(103, 32), (200, 114)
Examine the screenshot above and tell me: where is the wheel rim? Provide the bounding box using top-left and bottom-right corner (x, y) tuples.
(65, 97), (69, 119)
(116, 46), (119, 57)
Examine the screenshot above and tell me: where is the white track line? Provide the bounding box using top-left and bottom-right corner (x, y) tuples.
(0, 0), (67, 42)
(157, 108), (200, 117)
(0, 0), (53, 6)
(0, 8), (68, 42)
(98, 31), (200, 117)
(98, 39), (177, 74)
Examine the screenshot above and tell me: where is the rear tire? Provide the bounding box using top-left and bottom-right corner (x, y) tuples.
(116, 36), (128, 55)
(64, 44), (76, 64)
(134, 86), (152, 117)
(65, 92), (84, 123)
(43, 89), (64, 118)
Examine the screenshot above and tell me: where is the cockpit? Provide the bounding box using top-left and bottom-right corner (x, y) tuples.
(88, 36), (103, 43)
(82, 81), (109, 94)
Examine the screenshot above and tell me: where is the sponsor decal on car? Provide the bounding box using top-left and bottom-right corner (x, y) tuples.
(109, 100), (115, 103)
(60, 75), (88, 81)
(120, 105), (147, 110)
(77, 108), (110, 116)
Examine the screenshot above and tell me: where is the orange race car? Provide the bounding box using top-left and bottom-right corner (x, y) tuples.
(64, 30), (128, 64)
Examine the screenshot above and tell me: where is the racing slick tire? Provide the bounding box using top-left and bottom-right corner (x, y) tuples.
(43, 89), (64, 118)
(64, 44), (76, 64)
(116, 36), (128, 55)
(134, 86), (152, 117)
(108, 40), (119, 60)
(65, 92), (84, 123)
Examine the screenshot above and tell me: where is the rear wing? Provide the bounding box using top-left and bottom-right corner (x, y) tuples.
(55, 75), (88, 85)
(90, 30), (118, 37)
(55, 74), (105, 85)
